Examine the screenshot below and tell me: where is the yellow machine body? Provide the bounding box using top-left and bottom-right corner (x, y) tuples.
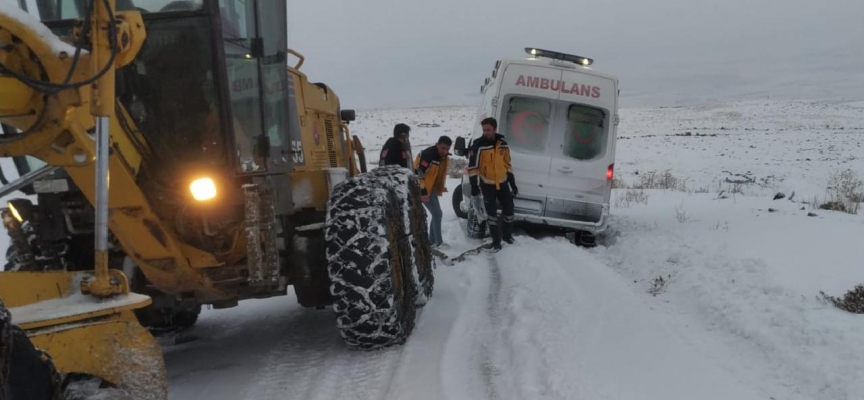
(0, 0), (365, 400)
(0, 271), (166, 398)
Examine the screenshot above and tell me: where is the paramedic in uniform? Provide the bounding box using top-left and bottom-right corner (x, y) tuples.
(467, 118), (518, 250)
(414, 136), (453, 248)
(379, 123), (413, 168)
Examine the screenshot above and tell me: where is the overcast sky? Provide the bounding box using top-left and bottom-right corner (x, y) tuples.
(287, 0), (864, 110)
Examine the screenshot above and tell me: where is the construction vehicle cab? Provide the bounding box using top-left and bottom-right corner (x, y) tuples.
(0, 0), (432, 397)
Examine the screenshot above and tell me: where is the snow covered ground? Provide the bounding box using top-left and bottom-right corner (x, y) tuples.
(1, 100), (862, 399)
(161, 100), (864, 400)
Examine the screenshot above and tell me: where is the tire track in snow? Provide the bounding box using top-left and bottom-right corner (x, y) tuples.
(241, 309), (402, 400)
(381, 265), (474, 400)
(434, 255), (502, 400)
(480, 253), (503, 400)
(493, 236), (770, 400)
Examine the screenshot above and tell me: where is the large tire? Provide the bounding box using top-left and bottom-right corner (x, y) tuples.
(452, 184), (468, 219)
(326, 166), (421, 349)
(405, 172), (434, 301)
(368, 167), (431, 301)
(133, 299), (201, 332)
(290, 230), (331, 308)
(128, 263), (201, 331)
(63, 375), (130, 400)
(3, 324), (63, 399)
(283, 214), (332, 308)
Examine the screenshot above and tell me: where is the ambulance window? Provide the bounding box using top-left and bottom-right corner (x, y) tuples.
(503, 97), (551, 153)
(564, 104), (607, 161)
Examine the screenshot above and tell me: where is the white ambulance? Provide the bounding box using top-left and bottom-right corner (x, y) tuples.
(452, 48), (619, 245)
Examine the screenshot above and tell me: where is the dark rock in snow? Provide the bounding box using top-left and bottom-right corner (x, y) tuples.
(773, 192), (785, 200)
(807, 212), (818, 217)
(819, 202), (847, 212)
(768, 208), (778, 213)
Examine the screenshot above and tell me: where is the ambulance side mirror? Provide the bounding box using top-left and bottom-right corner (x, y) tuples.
(454, 137), (467, 157)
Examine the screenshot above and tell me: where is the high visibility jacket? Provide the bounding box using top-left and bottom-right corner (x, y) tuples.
(414, 146), (449, 196)
(467, 134), (512, 189)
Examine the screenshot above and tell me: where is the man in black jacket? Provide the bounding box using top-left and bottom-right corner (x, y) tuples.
(379, 123), (412, 168)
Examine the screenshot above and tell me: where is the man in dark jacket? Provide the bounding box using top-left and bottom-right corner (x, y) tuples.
(379, 123), (412, 168)
(414, 136), (452, 248)
(467, 117), (518, 250)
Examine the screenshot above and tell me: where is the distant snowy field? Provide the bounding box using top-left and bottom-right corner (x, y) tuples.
(161, 100), (864, 400)
(352, 100), (864, 202)
(4, 100), (864, 399)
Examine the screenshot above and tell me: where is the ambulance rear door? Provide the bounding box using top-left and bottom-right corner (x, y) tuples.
(545, 70), (617, 220)
(496, 63), (561, 217)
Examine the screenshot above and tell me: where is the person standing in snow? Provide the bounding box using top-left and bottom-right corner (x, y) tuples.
(414, 136), (452, 248)
(379, 123), (412, 168)
(467, 117), (518, 250)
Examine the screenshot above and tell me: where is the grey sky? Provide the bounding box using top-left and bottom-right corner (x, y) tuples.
(287, 0), (864, 109)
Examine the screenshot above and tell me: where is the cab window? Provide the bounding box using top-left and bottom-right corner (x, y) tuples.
(257, 0), (288, 150)
(32, 0), (202, 21)
(502, 96), (551, 154)
(219, 0), (264, 172)
(564, 104), (607, 160)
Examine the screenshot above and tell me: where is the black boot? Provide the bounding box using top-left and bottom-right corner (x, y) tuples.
(488, 222), (502, 250)
(502, 216), (515, 244)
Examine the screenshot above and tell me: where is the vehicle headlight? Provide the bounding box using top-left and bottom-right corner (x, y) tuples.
(190, 178), (217, 201)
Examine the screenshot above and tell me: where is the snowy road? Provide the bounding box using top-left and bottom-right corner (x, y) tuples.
(165, 185), (864, 399)
(165, 183), (783, 400)
(165, 232), (770, 400)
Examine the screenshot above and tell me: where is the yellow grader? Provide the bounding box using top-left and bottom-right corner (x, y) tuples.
(0, 0), (434, 397)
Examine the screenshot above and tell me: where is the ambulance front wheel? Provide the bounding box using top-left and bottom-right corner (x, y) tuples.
(452, 184), (468, 219)
(466, 204), (487, 239)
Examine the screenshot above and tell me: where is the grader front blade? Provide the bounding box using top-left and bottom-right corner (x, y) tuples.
(1, 271), (167, 399)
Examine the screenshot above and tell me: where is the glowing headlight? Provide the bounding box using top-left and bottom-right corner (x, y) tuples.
(7, 202), (23, 222)
(190, 178), (217, 201)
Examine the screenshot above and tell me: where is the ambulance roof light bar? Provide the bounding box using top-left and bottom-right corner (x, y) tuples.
(525, 47), (593, 66)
